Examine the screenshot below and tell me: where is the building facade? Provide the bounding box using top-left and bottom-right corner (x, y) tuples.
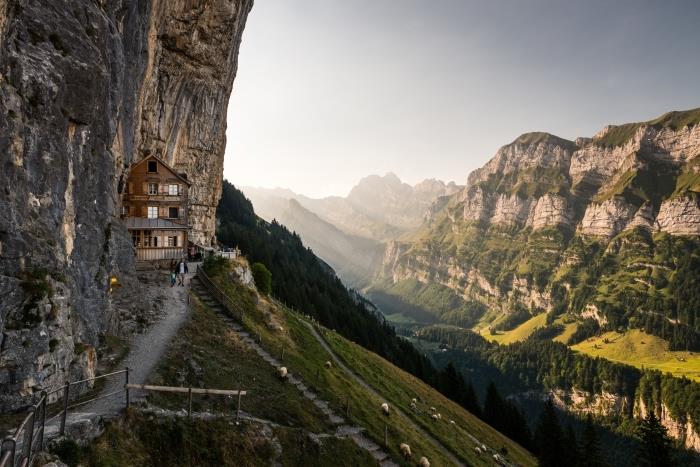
(122, 155), (191, 261)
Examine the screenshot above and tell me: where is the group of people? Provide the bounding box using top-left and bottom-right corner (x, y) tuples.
(169, 258), (189, 287)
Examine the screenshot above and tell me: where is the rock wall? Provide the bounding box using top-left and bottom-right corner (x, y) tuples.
(0, 0), (252, 410)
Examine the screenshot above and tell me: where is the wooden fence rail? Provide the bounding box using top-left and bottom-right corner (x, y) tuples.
(125, 384), (247, 419)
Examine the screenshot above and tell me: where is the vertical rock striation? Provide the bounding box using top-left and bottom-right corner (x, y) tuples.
(0, 0), (252, 410)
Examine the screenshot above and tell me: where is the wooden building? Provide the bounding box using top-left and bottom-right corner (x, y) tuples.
(121, 155), (191, 261)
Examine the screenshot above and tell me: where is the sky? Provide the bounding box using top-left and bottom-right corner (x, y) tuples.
(223, 0), (700, 198)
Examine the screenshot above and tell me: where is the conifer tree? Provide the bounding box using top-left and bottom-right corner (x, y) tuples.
(534, 399), (565, 467)
(636, 411), (675, 467)
(581, 414), (605, 467)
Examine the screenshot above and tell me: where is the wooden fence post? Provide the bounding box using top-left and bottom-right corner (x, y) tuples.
(237, 391), (242, 420)
(59, 381), (70, 435)
(125, 367), (130, 408)
(384, 424), (388, 447)
(188, 387), (193, 418)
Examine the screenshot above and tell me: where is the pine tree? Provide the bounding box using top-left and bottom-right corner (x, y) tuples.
(534, 399), (565, 467)
(463, 379), (482, 418)
(581, 414), (605, 467)
(563, 424), (580, 467)
(636, 411), (675, 467)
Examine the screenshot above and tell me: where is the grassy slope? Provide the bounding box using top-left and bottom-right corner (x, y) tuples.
(474, 314), (700, 382)
(476, 313), (547, 345)
(324, 330), (536, 466)
(82, 411), (375, 467)
(206, 261), (535, 466)
(571, 329), (700, 382)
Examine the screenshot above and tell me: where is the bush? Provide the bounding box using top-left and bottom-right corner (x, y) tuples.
(251, 262), (272, 295)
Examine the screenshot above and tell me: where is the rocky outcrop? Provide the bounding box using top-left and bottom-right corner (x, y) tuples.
(637, 398), (700, 452)
(657, 195), (700, 235)
(0, 0), (252, 410)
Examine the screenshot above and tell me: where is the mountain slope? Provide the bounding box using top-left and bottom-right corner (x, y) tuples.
(374, 107), (700, 348)
(242, 175), (461, 286)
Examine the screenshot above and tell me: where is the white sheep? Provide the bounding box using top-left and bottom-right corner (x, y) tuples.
(418, 456), (430, 467)
(278, 366), (288, 380)
(399, 443), (411, 460)
(381, 402), (390, 416)
(431, 414), (439, 420)
(474, 446), (482, 455)
(449, 420), (455, 425)
(411, 398), (417, 404)
(409, 402), (417, 409)
(481, 444), (487, 452)
(324, 360), (332, 369)
(429, 406), (436, 412)
(436, 413), (442, 420)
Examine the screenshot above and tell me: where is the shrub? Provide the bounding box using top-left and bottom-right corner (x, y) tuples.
(251, 262), (272, 295)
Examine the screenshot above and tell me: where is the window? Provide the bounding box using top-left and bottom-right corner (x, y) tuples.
(143, 230), (153, 247)
(168, 184), (179, 196)
(131, 231), (140, 247)
(148, 183), (158, 195)
(167, 236), (178, 247)
(168, 207), (179, 219)
(147, 160), (157, 173)
(121, 205), (128, 216)
(147, 206), (158, 219)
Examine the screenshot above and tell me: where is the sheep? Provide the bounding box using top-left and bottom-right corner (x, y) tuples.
(399, 443), (411, 460)
(409, 402), (417, 409)
(431, 414), (439, 420)
(278, 366), (288, 380)
(381, 402), (390, 416)
(324, 360), (332, 369)
(449, 420), (455, 425)
(411, 398), (417, 404)
(436, 413), (442, 420)
(481, 444), (487, 452)
(429, 406), (436, 412)
(474, 446), (482, 455)
(418, 456), (430, 467)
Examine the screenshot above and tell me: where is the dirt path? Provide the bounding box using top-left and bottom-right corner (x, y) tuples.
(44, 269), (195, 438)
(304, 321), (466, 467)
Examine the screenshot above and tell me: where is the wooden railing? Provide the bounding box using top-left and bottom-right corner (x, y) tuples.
(196, 265), (245, 321)
(125, 384), (246, 419)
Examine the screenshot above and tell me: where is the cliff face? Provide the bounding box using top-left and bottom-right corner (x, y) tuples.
(376, 109), (700, 337)
(0, 0), (252, 409)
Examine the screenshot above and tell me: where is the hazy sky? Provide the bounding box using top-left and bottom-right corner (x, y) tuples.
(223, 0), (700, 198)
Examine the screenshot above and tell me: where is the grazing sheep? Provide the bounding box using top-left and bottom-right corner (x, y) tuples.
(418, 456), (430, 467)
(431, 414), (439, 420)
(411, 398), (417, 404)
(381, 402), (390, 416)
(278, 366), (288, 380)
(399, 443), (411, 460)
(436, 413), (442, 420)
(429, 406), (436, 412)
(449, 420), (455, 425)
(474, 446), (482, 455)
(409, 402), (417, 409)
(324, 360), (332, 369)
(481, 444), (487, 452)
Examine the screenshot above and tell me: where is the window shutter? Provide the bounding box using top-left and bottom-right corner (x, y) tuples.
(141, 205), (147, 217)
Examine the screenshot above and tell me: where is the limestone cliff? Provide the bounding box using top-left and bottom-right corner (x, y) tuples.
(0, 0), (252, 410)
(375, 109), (700, 342)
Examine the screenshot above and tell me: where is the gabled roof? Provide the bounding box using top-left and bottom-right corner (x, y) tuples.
(131, 154), (192, 186)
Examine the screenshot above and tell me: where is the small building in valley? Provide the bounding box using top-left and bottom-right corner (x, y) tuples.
(121, 155), (191, 261)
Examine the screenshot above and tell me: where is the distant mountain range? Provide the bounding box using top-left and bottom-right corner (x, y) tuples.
(242, 173), (461, 287)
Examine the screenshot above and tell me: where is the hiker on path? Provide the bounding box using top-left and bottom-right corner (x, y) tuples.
(178, 259), (188, 286)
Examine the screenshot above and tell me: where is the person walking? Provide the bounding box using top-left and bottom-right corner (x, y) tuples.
(178, 258), (188, 286)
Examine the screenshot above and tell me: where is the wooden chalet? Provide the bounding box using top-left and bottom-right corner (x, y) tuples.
(121, 155), (191, 261)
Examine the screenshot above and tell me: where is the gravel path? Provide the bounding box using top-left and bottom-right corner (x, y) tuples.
(305, 322), (466, 467)
(44, 269), (195, 438)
